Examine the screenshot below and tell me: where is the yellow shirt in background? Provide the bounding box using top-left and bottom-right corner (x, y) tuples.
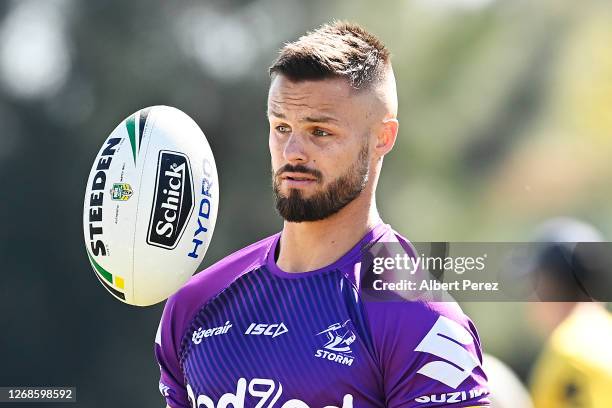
(530, 304), (612, 408)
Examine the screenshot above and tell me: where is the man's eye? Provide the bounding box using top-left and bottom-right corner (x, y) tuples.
(313, 128), (331, 137)
(276, 125), (291, 133)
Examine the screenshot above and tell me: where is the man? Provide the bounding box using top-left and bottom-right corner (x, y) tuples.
(155, 21), (489, 407)
(526, 218), (612, 408)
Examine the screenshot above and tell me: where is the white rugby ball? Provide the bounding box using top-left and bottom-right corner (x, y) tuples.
(83, 106), (218, 306)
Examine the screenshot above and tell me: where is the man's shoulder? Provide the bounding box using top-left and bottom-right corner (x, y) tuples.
(365, 299), (487, 397)
(366, 298), (471, 335)
(173, 233), (278, 305)
(366, 225), (471, 331)
(362, 293), (483, 364)
(160, 233), (278, 338)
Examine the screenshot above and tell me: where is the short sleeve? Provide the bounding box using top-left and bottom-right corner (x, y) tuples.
(154, 294), (190, 408)
(368, 300), (490, 407)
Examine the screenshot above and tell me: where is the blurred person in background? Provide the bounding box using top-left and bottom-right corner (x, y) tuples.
(526, 218), (612, 408)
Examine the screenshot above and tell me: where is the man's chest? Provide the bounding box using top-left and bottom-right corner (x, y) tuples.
(179, 274), (384, 407)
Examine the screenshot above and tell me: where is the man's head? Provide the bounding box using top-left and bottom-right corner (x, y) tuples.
(267, 21), (399, 222)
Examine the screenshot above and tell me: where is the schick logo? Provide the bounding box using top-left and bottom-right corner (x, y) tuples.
(314, 320), (356, 366)
(186, 378), (353, 408)
(147, 151), (194, 249)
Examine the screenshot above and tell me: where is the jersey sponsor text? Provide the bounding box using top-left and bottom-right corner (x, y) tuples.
(192, 321), (232, 344)
(186, 378), (353, 408)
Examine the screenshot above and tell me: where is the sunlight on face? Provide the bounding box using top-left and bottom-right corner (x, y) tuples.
(267, 76), (382, 221)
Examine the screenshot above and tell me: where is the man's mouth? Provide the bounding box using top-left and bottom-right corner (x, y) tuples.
(281, 172), (318, 182)
(280, 172), (318, 187)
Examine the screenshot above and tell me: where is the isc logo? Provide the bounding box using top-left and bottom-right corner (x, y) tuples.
(245, 322), (288, 338)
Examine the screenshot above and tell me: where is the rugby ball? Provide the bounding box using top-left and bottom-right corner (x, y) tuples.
(83, 106), (218, 306)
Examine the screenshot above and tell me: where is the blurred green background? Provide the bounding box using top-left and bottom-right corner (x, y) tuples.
(0, 0), (610, 406)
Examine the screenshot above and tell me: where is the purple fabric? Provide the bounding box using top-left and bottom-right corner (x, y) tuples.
(155, 223), (489, 407)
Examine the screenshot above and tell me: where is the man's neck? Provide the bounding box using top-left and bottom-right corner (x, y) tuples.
(276, 196), (382, 273)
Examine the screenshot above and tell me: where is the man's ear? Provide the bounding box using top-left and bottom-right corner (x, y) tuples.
(375, 118), (399, 156)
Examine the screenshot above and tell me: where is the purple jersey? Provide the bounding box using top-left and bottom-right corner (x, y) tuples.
(155, 223), (490, 407)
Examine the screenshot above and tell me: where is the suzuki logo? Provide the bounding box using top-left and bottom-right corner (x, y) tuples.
(414, 316), (480, 388)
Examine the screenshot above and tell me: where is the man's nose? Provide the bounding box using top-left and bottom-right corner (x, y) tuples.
(283, 132), (308, 163)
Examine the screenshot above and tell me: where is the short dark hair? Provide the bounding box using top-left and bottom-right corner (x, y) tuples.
(269, 21), (391, 90)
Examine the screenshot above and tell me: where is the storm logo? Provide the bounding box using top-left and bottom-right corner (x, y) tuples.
(314, 320), (356, 366)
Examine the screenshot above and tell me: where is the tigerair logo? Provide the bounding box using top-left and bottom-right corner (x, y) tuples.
(147, 150), (194, 249)
(186, 378), (353, 408)
(245, 322), (288, 338)
(192, 321), (232, 345)
(314, 320), (356, 366)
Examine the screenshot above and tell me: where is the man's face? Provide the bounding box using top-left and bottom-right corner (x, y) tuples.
(267, 75), (378, 222)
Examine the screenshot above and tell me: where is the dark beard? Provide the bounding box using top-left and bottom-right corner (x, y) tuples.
(272, 142), (369, 222)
